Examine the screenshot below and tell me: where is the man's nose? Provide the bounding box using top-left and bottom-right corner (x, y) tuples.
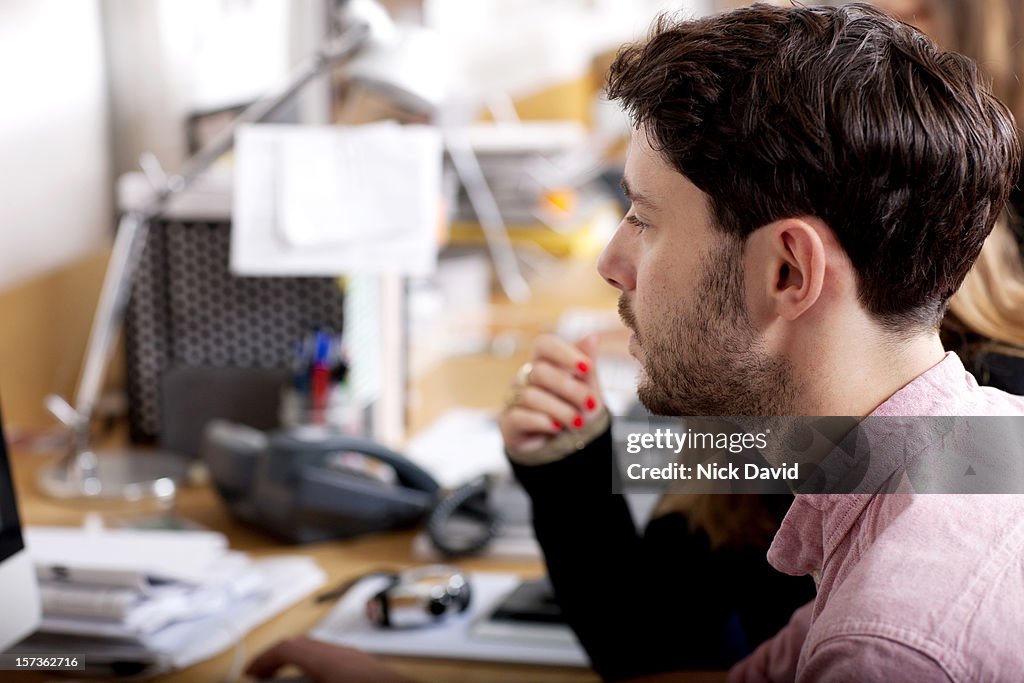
(597, 226), (636, 292)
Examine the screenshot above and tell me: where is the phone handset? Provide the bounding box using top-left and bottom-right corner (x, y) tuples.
(280, 430), (441, 495)
(314, 435), (499, 556)
(202, 420), (499, 554)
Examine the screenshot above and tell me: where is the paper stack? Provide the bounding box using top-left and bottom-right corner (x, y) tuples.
(12, 526), (325, 678)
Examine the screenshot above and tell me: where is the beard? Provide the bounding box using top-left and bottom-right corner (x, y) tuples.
(620, 238), (797, 416)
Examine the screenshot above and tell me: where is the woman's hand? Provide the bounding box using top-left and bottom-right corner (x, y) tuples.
(246, 637), (415, 683)
(498, 334), (605, 458)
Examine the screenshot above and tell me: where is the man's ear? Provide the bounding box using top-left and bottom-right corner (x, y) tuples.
(757, 218), (827, 321)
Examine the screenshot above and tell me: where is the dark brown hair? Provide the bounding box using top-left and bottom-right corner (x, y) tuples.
(607, 2), (1021, 329)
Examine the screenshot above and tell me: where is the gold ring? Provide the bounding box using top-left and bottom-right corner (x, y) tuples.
(503, 389), (522, 411)
(515, 361), (535, 387)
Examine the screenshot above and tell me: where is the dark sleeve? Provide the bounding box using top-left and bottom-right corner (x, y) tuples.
(511, 427), (737, 680)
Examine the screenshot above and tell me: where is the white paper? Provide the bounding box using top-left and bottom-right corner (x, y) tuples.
(16, 556), (326, 677)
(37, 554), (266, 637)
(278, 126), (410, 247)
(162, 556), (326, 669)
(404, 409), (510, 489)
(26, 526), (229, 588)
(232, 122), (442, 277)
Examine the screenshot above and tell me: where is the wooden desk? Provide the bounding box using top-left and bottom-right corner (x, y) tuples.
(8, 258), (725, 682)
(10, 447), (602, 683)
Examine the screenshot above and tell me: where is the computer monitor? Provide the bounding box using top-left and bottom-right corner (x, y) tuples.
(0, 405), (41, 650)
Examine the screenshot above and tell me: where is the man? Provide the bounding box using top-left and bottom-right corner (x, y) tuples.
(247, 4), (1024, 682)
(501, 3), (1024, 683)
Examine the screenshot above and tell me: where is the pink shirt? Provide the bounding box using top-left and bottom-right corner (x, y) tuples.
(730, 353), (1024, 683)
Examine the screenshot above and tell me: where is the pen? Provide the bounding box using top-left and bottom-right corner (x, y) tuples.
(310, 331), (331, 423)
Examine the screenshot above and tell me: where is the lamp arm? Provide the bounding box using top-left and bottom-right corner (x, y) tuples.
(71, 212), (149, 424)
(153, 24), (370, 210)
(64, 23), (371, 432)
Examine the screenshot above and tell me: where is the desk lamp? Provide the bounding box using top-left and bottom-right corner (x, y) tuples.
(39, 0), (479, 502)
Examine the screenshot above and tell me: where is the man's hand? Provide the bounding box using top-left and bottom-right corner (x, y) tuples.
(246, 637), (415, 683)
(498, 334), (604, 459)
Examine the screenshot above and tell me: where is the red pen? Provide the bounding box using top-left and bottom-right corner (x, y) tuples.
(310, 332), (332, 423)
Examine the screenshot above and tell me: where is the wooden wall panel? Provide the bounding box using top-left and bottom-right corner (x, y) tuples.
(0, 249), (118, 432)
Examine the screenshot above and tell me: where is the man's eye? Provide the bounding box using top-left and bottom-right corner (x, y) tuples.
(626, 215), (649, 232)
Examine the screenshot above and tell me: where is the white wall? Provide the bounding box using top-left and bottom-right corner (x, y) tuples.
(101, 0), (188, 179)
(102, 0), (301, 178)
(0, 0), (112, 291)
(424, 0), (712, 101)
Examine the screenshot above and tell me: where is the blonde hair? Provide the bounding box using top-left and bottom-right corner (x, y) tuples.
(948, 219), (1024, 347)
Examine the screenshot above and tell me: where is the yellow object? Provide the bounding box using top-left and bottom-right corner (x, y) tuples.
(479, 75), (594, 124)
(448, 202), (616, 259)
(540, 188), (578, 216)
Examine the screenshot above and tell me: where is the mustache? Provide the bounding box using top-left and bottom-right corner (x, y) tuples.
(618, 296), (639, 340)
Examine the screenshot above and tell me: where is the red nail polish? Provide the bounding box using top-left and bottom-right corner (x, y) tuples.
(573, 415), (584, 429)
(585, 396), (596, 411)
(552, 419), (562, 430)
(577, 361), (589, 374)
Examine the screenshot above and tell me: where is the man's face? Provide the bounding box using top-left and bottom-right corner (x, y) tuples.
(598, 129), (794, 416)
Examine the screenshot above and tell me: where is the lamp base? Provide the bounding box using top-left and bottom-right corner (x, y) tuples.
(38, 449), (191, 502)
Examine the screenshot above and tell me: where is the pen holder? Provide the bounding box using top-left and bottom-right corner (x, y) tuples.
(279, 384), (365, 434)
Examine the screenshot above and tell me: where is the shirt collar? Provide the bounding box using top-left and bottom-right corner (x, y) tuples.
(767, 353), (969, 577)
